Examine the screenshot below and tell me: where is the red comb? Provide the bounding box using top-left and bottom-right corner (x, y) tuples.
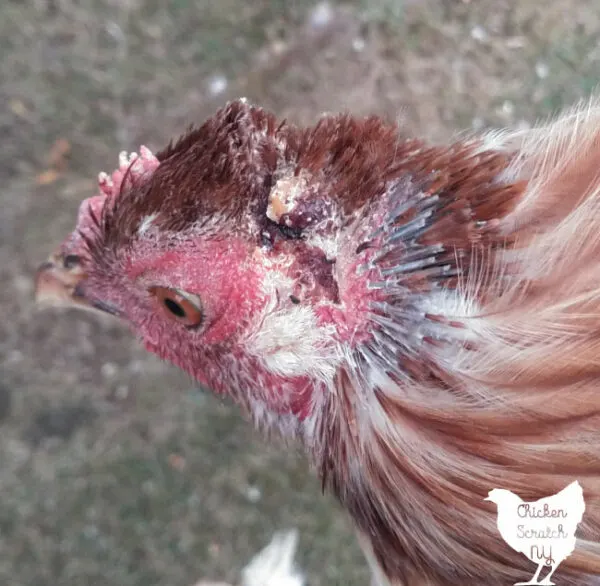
(97, 145), (160, 198)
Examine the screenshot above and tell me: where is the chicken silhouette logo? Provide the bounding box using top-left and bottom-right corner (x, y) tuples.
(485, 481), (586, 585)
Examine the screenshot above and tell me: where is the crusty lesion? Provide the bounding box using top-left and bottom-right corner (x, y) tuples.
(266, 171), (311, 225)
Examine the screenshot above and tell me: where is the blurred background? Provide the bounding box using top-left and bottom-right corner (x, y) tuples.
(1, 1), (599, 584)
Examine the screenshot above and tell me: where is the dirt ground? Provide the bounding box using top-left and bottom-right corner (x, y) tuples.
(1, 1), (600, 585)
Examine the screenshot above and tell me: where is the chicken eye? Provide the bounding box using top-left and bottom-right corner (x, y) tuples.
(149, 287), (203, 327)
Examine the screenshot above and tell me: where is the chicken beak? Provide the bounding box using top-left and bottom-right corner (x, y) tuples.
(35, 254), (123, 317)
(35, 253), (89, 307)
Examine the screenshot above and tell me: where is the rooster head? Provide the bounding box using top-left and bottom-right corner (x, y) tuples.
(34, 100), (395, 427)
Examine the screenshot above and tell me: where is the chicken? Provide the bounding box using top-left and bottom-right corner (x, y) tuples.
(34, 97), (600, 586)
(485, 481), (585, 585)
(193, 529), (304, 586)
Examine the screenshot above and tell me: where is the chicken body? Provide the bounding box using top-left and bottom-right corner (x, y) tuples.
(35, 99), (600, 585)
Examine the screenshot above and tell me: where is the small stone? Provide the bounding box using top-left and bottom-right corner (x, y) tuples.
(502, 100), (515, 117)
(471, 117), (484, 131)
(6, 350), (23, 364)
(101, 362), (118, 379)
(128, 360), (145, 374)
(208, 75), (228, 97)
(115, 385), (129, 400)
(6, 438), (30, 465)
(352, 38), (366, 52)
(470, 25), (487, 42)
(535, 62), (549, 79)
(83, 524), (100, 539)
(142, 479), (157, 494)
(245, 485), (262, 503)
(168, 453), (186, 471)
(309, 2), (333, 29)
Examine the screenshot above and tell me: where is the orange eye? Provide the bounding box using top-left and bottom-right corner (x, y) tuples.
(149, 287), (203, 327)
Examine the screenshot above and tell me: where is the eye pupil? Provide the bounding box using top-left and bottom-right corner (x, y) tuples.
(149, 286), (203, 327)
(163, 297), (186, 318)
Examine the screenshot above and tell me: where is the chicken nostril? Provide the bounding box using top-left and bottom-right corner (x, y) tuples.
(63, 254), (81, 269)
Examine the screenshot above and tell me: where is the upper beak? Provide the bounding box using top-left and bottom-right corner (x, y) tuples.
(34, 253), (89, 308)
(34, 254), (121, 317)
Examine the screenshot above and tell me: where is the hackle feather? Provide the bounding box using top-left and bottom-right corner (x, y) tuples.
(312, 98), (600, 586)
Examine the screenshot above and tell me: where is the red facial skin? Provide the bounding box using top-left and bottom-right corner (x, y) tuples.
(66, 204), (380, 419)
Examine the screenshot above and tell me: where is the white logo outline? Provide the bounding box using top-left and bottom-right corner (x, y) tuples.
(485, 480), (586, 585)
